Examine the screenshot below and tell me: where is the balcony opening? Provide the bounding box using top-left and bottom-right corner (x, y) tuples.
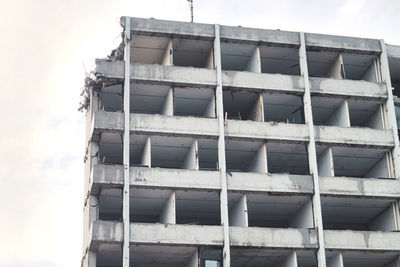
(98, 132), (122, 165)
(174, 87), (216, 118)
(264, 93), (304, 124)
(338, 251), (400, 267)
(130, 83), (172, 115)
(221, 42), (260, 72)
(176, 190), (220, 225)
(198, 139), (218, 171)
(98, 188), (122, 221)
(348, 99), (384, 129)
(312, 96), (350, 127)
(260, 45), (300, 75)
(223, 89), (264, 121)
(172, 39), (214, 68)
(97, 244), (122, 267)
(100, 83), (122, 112)
(267, 142), (310, 175)
(225, 139), (267, 173)
(131, 36), (172, 65)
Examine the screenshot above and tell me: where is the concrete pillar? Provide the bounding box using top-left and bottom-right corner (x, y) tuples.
(299, 32), (327, 267)
(365, 105), (384, 129)
(182, 139), (199, 170)
(161, 87), (174, 116)
(187, 250), (199, 267)
(88, 250), (97, 267)
(89, 195), (99, 226)
(361, 58), (380, 82)
(160, 191), (176, 224)
(161, 39), (173, 66)
(379, 40), (400, 178)
(327, 100), (350, 127)
(248, 143), (268, 174)
(318, 147), (334, 177)
(244, 46), (261, 73)
(214, 24), (231, 267)
(140, 136), (151, 167)
(205, 47), (214, 69)
(364, 154), (390, 178)
(282, 251), (298, 267)
(248, 93), (264, 122)
(288, 199), (314, 228)
(229, 195), (248, 227)
(203, 94), (216, 118)
(369, 203), (398, 231)
(326, 54), (344, 79)
(327, 252), (344, 267)
(122, 16), (131, 267)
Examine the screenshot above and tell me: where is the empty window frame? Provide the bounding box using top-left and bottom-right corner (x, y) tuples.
(228, 193), (313, 229)
(225, 139), (267, 173)
(221, 42), (260, 72)
(321, 196), (397, 231)
(260, 45), (300, 75)
(264, 93), (304, 123)
(174, 87), (216, 118)
(223, 89), (264, 121)
(267, 142), (310, 175)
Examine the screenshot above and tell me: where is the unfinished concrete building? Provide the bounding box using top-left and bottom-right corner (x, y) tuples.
(82, 17), (400, 267)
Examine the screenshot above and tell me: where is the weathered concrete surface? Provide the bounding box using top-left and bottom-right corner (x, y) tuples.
(95, 60), (217, 87)
(126, 17), (215, 39)
(305, 33), (381, 53)
(225, 120), (309, 142)
(227, 173), (313, 194)
(229, 227), (318, 248)
(91, 165), (221, 193)
(387, 44), (400, 59)
(324, 230), (400, 251)
(320, 176), (400, 198)
(220, 25), (300, 46)
(91, 221), (224, 247)
(315, 126), (394, 148)
(222, 71), (304, 93)
(310, 78), (387, 99)
(92, 111), (219, 138)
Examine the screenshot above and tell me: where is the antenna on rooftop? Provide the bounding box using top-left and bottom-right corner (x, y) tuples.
(187, 0), (194, 23)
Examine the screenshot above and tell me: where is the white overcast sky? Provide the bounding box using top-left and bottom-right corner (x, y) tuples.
(0, 0), (399, 266)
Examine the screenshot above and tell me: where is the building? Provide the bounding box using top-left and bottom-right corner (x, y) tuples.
(81, 16), (400, 267)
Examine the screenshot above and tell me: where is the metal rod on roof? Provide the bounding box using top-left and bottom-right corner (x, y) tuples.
(187, 0), (194, 22)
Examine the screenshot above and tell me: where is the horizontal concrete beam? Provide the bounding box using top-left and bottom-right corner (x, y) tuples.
(220, 25), (300, 46)
(320, 176), (400, 198)
(222, 71), (304, 93)
(227, 172), (313, 194)
(229, 227), (318, 248)
(92, 111), (219, 139)
(387, 44), (400, 59)
(305, 33), (381, 54)
(91, 165), (221, 194)
(95, 60), (217, 87)
(315, 126), (394, 148)
(324, 230), (400, 251)
(90, 221), (224, 248)
(225, 120), (309, 142)
(124, 17), (215, 39)
(310, 78), (387, 99)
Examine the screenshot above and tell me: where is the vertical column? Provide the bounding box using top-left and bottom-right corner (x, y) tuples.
(122, 16), (131, 267)
(299, 32), (327, 267)
(379, 40), (400, 178)
(214, 24), (231, 267)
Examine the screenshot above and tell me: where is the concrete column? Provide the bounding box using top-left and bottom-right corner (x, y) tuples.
(244, 46), (261, 73)
(205, 47), (214, 69)
(161, 39), (173, 66)
(299, 32), (327, 267)
(161, 87), (174, 116)
(362, 58), (380, 82)
(88, 250), (97, 267)
(187, 250), (199, 267)
(182, 139), (199, 170)
(248, 143), (268, 173)
(318, 147), (334, 177)
(122, 16), (131, 267)
(288, 199), (314, 228)
(369, 203), (398, 231)
(248, 93), (264, 122)
(326, 54), (344, 79)
(327, 252), (344, 267)
(160, 191), (176, 224)
(365, 105), (384, 129)
(364, 154), (390, 178)
(89, 195), (99, 226)
(229, 195), (248, 227)
(214, 24), (231, 267)
(282, 251), (298, 267)
(140, 136), (151, 167)
(327, 100), (350, 127)
(379, 40), (400, 179)
(203, 94), (216, 118)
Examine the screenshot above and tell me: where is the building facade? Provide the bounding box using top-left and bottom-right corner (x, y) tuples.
(82, 17), (400, 267)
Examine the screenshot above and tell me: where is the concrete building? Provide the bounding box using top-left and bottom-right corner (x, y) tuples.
(82, 17), (400, 267)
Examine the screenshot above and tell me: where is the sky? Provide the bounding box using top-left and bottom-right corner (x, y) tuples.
(0, 0), (399, 266)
